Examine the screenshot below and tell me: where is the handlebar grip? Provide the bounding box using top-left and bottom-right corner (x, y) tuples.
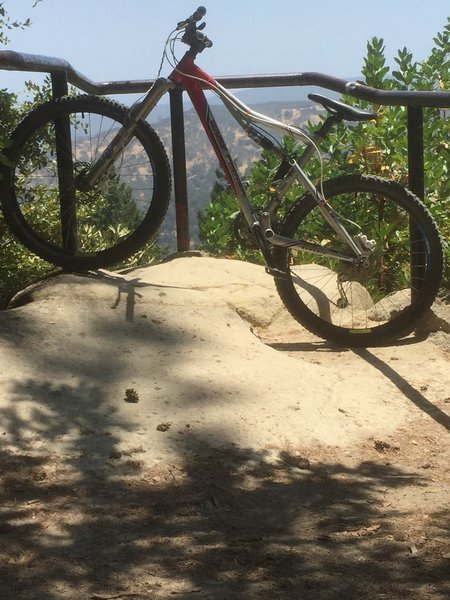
(191, 6), (206, 21)
(177, 6), (206, 30)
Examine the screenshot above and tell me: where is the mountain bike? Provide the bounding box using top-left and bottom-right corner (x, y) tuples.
(0, 7), (443, 345)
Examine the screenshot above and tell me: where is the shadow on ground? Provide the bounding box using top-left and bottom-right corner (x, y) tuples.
(1, 438), (449, 599)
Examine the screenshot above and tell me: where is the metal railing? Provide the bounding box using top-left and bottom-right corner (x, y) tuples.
(2, 49), (450, 251)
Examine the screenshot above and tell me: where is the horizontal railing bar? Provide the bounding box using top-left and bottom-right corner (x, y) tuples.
(219, 73), (450, 107)
(0, 50), (101, 94)
(2, 50), (450, 107)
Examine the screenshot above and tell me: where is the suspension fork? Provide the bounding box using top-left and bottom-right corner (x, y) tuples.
(78, 78), (174, 190)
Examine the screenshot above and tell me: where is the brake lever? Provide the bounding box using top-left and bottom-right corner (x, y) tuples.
(195, 30), (213, 48)
(180, 12), (213, 50)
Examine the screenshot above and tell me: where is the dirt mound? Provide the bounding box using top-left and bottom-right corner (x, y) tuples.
(1, 256), (449, 599)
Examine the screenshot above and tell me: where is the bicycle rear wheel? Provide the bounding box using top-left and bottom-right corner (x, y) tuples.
(273, 175), (443, 346)
(1, 95), (171, 270)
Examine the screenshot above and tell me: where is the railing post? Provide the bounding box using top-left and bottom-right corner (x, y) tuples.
(51, 70), (68, 100)
(169, 87), (190, 252)
(407, 105), (424, 200)
(51, 71), (78, 252)
(407, 105), (426, 295)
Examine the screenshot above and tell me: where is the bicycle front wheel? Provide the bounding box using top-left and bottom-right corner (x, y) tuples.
(273, 175), (443, 346)
(1, 95), (171, 270)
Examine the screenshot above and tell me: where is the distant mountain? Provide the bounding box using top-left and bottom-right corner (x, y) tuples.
(144, 78), (352, 124)
(233, 85), (341, 106)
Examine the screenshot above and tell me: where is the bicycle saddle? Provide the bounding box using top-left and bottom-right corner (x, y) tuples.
(308, 93), (377, 121)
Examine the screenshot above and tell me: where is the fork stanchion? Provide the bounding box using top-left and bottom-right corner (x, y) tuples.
(407, 105), (426, 298)
(169, 87), (190, 252)
(51, 71), (78, 253)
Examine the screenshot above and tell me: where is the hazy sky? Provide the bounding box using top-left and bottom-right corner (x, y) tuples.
(1, 0), (449, 96)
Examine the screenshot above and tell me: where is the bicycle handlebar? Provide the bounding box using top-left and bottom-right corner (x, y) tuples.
(178, 6), (213, 54)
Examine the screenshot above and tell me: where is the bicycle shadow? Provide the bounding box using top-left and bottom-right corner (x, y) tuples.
(267, 332), (429, 353)
(352, 347), (450, 432)
(267, 337), (450, 432)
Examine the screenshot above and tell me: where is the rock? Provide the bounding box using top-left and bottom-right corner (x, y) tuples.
(414, 299), (450, 336)
(369, 290), (410, 322)
(156, 423), (172, 432)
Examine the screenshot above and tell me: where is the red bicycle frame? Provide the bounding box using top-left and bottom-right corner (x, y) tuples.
(170, 53), (248, 198)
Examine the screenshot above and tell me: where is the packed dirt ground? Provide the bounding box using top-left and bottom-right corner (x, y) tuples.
(0, 256), (449, 599)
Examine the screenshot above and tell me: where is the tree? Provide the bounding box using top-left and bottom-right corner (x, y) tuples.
(0, 2), (33, 46)
(0, 3), (48, 168)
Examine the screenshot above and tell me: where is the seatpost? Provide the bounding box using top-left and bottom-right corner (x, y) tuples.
(316, 114), (341, 138)
(296, 115), (341, 168)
